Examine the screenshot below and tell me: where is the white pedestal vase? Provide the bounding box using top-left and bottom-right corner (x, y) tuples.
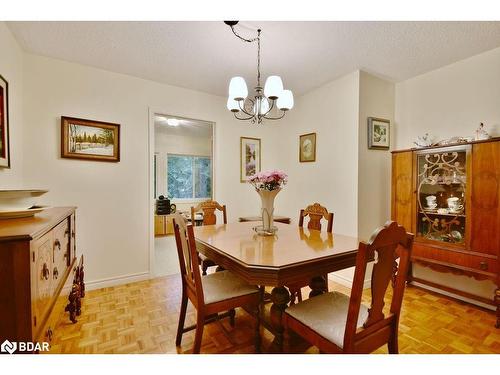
(256, 188), (281, 235)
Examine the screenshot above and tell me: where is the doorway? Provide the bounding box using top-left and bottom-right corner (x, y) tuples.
(152, 113), (214, 277)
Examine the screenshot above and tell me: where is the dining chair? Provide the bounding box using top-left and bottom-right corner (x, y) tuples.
(173, 214), (262, 353)
(298, 202), (334, 233)
(191, 200), (227, 275)
(283, 221), (414, 354)
(288, 203), (334, 304)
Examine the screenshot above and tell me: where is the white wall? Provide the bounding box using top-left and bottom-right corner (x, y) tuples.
(275, 70), (395, 241)
(272, 71), (395, 288)
(274, 71), (361, 238)
(268, 71), (362, 287)
(358, 71), (395, 241)
(0, 23), (24, 187)
(396, 46), (500, 149)
(395, 47), (500, 302)
(21, 53), (278, 288)
(155, 131), (212, 158)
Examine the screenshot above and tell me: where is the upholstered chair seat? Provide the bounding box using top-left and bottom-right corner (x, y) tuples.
(286, 291), (369, 348)
(202, 270), (260, 305)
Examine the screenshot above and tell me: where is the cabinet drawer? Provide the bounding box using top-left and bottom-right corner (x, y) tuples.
(412, 242), (497, 274)
(467, 255), (497, 274)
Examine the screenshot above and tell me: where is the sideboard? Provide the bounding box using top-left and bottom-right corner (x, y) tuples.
(391, 138), (499, 327)
(154, 214), (174, 236)
(0, 207), (84, 351)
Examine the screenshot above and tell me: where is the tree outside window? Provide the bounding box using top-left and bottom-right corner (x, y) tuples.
(167, 154), (212, 200)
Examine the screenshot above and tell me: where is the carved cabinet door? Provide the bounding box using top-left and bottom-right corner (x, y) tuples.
(51, 219), (70, 294)
(391, 151), (415, 233)
(30, 231), (53, 334)
(470, 142), (500, 258)
(70, 213), (76, 262)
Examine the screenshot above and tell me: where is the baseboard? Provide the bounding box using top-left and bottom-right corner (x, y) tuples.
(328, 273), (371, 290)
(85, 271), (150, 291)
(410, 281), (495, 311)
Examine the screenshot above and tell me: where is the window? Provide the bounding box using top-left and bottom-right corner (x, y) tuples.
(167, 154), (212, 200)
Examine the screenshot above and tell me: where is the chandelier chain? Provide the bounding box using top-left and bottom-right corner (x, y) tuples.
(229, 25), (262, 87)
(257, 30), (261, 87)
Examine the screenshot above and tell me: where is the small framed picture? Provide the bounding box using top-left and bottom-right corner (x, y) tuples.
(368, 117), (390, 150)
(0, 74), (10, 168)
(240, 137), (261, 182)
(299, 132), (316, 162)
(61, 116), (120, 162)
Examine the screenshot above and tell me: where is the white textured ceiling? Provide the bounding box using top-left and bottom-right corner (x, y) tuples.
(7, 21), (500, 97)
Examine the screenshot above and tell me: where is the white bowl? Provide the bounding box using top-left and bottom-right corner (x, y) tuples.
(0, 189), (48, 211)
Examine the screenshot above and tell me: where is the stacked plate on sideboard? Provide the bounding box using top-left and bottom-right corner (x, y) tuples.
(0, 189), (49, 219)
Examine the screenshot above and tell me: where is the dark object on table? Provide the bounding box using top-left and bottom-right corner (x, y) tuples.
(239, 215), (291, 224)
(170, 203), (176, 213)
(156, 195), (170, 215)
(190, 213), (204, 226)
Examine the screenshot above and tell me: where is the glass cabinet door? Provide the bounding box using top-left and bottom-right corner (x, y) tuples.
(416, 148), (468, 245)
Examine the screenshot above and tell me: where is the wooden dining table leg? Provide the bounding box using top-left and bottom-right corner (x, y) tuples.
(270, 286), (290, 353)
(309, 275), (328, 297)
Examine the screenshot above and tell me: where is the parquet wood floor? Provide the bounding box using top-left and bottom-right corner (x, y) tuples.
(47, 274), (500, 354)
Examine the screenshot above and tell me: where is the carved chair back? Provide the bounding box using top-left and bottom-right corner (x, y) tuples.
(173, 213), (204, 306)
(191, 200), (227, 226)
(343, 221), (414, 352)
(298, 203), (334, 232)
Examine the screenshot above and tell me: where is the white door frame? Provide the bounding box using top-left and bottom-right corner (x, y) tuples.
(147, 107), (216, 277)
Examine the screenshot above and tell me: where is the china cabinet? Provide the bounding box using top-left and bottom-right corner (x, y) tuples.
(391, 138), (500, 328)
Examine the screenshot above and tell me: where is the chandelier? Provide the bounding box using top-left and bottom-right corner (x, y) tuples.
(224, 21), (294, 124)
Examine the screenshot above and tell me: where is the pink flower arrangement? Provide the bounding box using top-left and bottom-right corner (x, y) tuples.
(248, 169), (288, 191)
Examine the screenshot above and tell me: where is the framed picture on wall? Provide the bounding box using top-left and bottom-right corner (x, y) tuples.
(299, 132), (316, 162)
(240, 137), (261, 182)
(0, 74), (10, 168)
(61, 116), (121, 162)
(368, 117), (390, 150)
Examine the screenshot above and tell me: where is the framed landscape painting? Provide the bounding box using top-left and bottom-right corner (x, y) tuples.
(61, 116), (120, 162)
(299, 132), (316, 162)
(240, 137), (261, 182)
(0, 74), (10, 168)
(368, 117), (390, 150)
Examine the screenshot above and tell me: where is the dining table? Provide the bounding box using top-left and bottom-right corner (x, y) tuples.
(194, 221), (361, 350)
